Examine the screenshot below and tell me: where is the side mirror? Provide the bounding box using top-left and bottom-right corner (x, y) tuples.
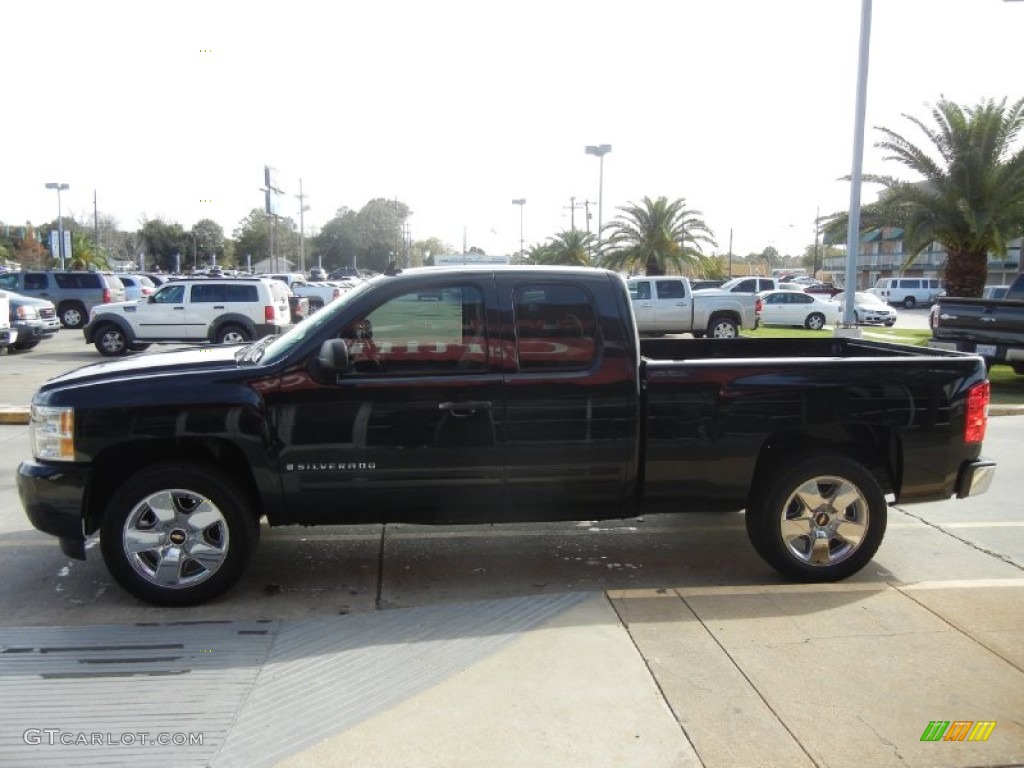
(317, 338), (350, 373)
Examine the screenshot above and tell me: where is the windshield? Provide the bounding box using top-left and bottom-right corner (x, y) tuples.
(255, 277), (379, 365)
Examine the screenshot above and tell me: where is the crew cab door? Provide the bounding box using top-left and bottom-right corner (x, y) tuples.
(497, 278), (639, 519)
(271, 278), (503, 523)
(650, 278), (692, 328)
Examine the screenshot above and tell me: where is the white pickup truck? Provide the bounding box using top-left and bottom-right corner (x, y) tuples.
(265, 273), (348, 312)
(627, 276), (759, 337)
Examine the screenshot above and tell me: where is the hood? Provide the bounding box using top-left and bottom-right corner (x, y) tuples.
(41, 345), (243, 390)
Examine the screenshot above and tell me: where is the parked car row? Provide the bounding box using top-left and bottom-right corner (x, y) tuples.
(756, 289), (898, 330)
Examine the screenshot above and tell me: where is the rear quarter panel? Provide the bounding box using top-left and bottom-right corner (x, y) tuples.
(639, 337), (987, 507)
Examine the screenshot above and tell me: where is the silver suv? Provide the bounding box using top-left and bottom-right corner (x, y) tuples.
(84, 277), (292, 355)
(0, 270), (126, 328)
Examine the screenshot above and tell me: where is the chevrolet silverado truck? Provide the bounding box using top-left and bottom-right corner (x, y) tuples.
(18, 266), (996, 605)
(626, 275), (759, 337)
(929, 273), (1024, 374)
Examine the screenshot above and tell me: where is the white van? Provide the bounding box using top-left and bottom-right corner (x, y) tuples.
(871, 277), (942, 308)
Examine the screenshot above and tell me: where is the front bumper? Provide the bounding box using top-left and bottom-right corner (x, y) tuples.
(17, 459), (90, 558)
(956, 458), (997, 499)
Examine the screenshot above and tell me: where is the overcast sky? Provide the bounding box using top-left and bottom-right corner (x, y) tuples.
(3, 0), (1021, 259)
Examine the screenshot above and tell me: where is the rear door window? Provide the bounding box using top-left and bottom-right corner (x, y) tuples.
(655, 280), (686, 299)
(25, 273), (49, 290)
(514, 283), (597, 372)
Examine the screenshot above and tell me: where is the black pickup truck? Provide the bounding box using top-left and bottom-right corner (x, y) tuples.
(18, 266), (996, 605)
(930, 273), (1024, 374)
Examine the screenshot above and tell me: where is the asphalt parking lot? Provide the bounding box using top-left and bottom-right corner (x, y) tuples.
(0, 319), (1021, 767)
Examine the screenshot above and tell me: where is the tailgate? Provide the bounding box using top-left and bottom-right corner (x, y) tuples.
(934, 298), (1024, 345)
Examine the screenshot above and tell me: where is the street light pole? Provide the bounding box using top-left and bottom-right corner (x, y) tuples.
(512, 199), (526, 260)
(45, 182), (69, 269)
(584, 144), (611, 255)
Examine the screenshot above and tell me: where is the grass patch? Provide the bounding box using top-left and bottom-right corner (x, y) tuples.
(744, 325), (1024, 405)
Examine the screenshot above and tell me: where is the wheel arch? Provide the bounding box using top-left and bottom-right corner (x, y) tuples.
(87, 314), (136, 345)
(707, 309), (742, 328)
(207, 314), (257, 341)
(747, 424), (900, 509)
(84, 437), (267, 537)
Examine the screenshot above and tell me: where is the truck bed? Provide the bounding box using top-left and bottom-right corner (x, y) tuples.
(637, 336), (988, 507)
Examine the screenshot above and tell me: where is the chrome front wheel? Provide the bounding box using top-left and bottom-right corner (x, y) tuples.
(101, 462), (258, 605)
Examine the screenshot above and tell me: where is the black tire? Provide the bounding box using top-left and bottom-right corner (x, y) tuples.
(216, 324), (251, 345)
(94, 324), (129, 356)
(129, 343), (152, 352)
(707, 317), (738, 338)
(854, 311), (862, 326)
(12, 341), (40, 351)
(902, 296), (916, 309)
(805, 312), (826, 331)
(745, 454), (887, 582)
(59, 302), (88, 329)
(100, 462), (259, 606)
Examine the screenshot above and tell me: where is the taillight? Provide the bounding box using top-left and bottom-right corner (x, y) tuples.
(755, 296), (763, 313)
(102, 288), (111, 303)
(964, 381), (989, 444)
(264, 306), (275, 323)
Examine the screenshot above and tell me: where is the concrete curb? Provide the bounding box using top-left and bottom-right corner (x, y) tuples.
(0, 407), (30, 425)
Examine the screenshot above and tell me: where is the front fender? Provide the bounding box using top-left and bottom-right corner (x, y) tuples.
(84, 315), (136, 345)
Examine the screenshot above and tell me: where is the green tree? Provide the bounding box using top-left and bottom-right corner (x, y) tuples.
(534, 229), (595, 266)
(313, 207), (360, 272)
(191, 218), (226, 266)
(356, 198), (411, 273)
(139, 218), (189, 272)
(822, 97), (1024, 297)
(410, 236), (450, 267)
(600, 196), (717, 276)
(233, 209), (299, 271)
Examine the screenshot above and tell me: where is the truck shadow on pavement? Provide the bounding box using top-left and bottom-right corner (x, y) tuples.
(0, 511), (894, 628)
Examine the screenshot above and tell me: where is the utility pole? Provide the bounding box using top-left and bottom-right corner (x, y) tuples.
(93, 190), (100, 260)
(296, 179), (310, 273)
(728, 228), (734, 278)
(563, 196), (584, 231)
(583, 199), (595, 260)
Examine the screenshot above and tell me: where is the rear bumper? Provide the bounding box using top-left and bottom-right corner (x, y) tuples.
(956, 458), (997, 499)
(255, 322), (293, 337)
(17, 459), (90, 557)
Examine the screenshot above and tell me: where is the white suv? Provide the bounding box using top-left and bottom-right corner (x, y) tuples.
(84, 277), (292, 355)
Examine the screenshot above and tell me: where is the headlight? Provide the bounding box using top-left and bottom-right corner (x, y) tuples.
(29, 405), (76, 461)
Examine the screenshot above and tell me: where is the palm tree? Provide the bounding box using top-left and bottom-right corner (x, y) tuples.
(600, 196), (717, 276)
(822, 97), (1024, 297)
(68, 231), (110, 271)
(533, 229), (595, 266)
